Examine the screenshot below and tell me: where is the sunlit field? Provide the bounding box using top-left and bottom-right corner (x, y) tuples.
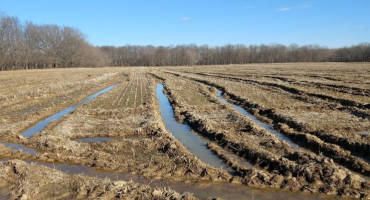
(0, 63), (369, 199)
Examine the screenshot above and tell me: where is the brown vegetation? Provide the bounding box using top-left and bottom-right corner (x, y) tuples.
(0, 63), (369, 199)
(0, 160), (196, 200)
(151, 69), (369, 198)
(0, 68), (119, 140)
(161, 64), (370, 177)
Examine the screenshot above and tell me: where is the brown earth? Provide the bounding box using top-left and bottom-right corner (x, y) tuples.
(0, 63), (369, 199)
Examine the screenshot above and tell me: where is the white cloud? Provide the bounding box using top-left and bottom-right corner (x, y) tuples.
(276, 7), (291, 12)
(180, 16), (190, 22)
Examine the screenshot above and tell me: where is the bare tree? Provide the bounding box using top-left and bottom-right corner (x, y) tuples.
(0, 13), (369, 71)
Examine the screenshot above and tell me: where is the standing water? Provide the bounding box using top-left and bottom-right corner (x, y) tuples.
(0, 159), (328, 200)
(0, 142), (38, 155)
(0, 83), (329, 200)
(216, 91), (299, 149)
(156, 83), (228, 170)
(76, 137), (113, 143)
(22, 83), (118, 138)
(216, 91), (370, 176)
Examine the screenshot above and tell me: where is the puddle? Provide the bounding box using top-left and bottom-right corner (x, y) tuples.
(156, 83), (228, 170)
(0, 142), (38, 155)
(360, 131), (369, 135)
(22, 83), (118, 138)
(76, 137), (113, 143)
(169, 182), (330, 200)
(214, 92), (370, 179)
(75, 136), (141, 143)
(0, 159), (329, 200)
(216, 91), (299, 149)
(0, 185), (10, 200)
(216, 91), (370, 180)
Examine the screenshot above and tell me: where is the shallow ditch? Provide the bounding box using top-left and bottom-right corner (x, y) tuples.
(156, 83), (229, 170)
(216, 90), (300, 149)
(0, 184), (10, 200)
(22, 83), (119, 138)
(0, 142), (38, 155)
(75, 136), (140, 143)
(0, 159), (329, 200)
(360, 131), (370, 136)
(154, 83), (334, 199)
(75, 137), (113, 143)
(217, 90), (370, 177)
(0, 82), (331, 200)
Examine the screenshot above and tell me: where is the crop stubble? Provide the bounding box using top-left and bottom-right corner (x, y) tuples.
(0, 63), (369, 199)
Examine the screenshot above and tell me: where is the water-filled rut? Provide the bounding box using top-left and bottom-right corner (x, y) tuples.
(0, 142), (38, 155)
(22, 83), (119, 138)
(156, 83), (228, 170)
(0, 159), (327, 200)
(76, 137), (113, 143)
(216, 90), (370, 181)
(216, 90), (300, 149)
(0, 82), (329, 200)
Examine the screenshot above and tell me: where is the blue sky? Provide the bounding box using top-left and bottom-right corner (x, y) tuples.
(0, 0), (369, 47)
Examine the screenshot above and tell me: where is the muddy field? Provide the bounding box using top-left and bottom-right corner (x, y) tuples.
(0, 63), (369, 199)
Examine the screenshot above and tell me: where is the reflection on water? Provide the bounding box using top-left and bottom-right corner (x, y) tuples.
(22, 83), (118, 138)
(360, 131), (369, 135)
(76, 137), (113, 143)
(155, 83), (329, 199)
(0, 184), (10, 200)
(156, 83), (228, 170)
(217, 91), (299, 149)
(14, 159), (328, 200)
(0, 82), (331, 200)
(0, 142), (38, 155)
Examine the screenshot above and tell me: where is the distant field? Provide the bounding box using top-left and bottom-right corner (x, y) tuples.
(0, 63), (369, 199)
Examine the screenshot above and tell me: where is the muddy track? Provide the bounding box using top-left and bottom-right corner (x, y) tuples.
(174, 71), (370, 156)
(0, 72), (235, 199)
(204, 72), (370, 97)
(262, 75), (370, 96)
(164, 71), (370, 178)
(186, 72), (370, 97)
(305, 74), (370, 85)
(2, 66), (369, 199)
(0, 74), (121, 141)
(0, 159), (197, 200)
(153, 71), (369, 198)
(187, 72), (370, 119)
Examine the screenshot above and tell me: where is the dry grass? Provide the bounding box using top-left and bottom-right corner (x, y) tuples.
(152, 70), (369, 198)
(0, 63), (369, 199)
(0, 67), (229, 199)
(0, 67), (121, 138)
(163, 64), (370, 156)
(0, 160), (195, 200)
(13, 69), (230, 184)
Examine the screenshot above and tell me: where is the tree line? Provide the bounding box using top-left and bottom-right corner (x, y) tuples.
(1, 14), (370, 71)
(100, 44), (370, 66)
(0, 15), (107, 70)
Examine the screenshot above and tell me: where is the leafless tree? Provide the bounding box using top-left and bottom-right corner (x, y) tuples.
(0, 13), (369, 71)
(0, 14), (107, 70)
